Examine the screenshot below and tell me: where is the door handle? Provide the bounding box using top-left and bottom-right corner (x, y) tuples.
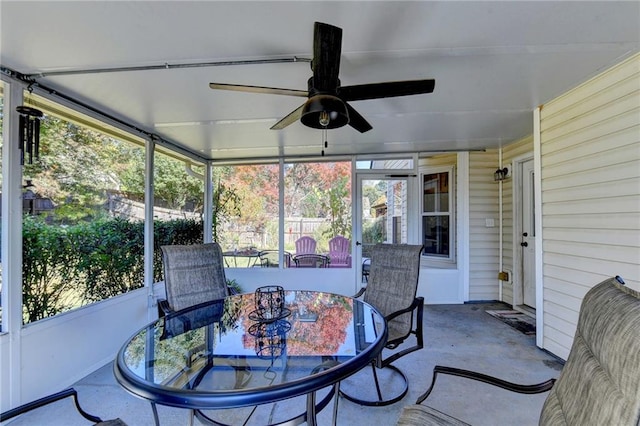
(520, 242), (528, 247)
(355, 241), (362, 246)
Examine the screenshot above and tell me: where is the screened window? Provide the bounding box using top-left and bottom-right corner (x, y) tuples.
(421, 167), (455, 262)
(284, 160), (351, 258)
(151, 151), (206, 282)
(213, 160), (351, 268)
(20, 96), (147, 323)
(214, 164), (280, 267)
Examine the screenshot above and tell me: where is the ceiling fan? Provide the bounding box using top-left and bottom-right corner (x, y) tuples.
(209, 22), (435, 133)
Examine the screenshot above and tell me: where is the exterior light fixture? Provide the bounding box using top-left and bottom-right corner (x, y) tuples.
(494, 167), (510, 182)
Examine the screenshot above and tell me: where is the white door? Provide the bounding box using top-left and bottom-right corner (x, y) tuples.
(521, 159), (536, 309)
(355, 176), (409, 283)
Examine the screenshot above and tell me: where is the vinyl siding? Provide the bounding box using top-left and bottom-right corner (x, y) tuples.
(468, 150), (500, 300)
(501, 135), (534, 304)
(539, 53), (640, 360)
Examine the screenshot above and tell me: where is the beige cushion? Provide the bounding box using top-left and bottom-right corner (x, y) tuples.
(539, 277), (640, 426)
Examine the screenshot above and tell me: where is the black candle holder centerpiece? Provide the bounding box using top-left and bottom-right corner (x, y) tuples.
(248, 285), (291, 322)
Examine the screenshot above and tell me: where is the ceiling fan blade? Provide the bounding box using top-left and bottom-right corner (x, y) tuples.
(312, 22), (342, 92)
(209, 83), (307, 97)
(345, 103), (373, 133)
(270, 104), (305, 130)
(339, 79), (435, 101)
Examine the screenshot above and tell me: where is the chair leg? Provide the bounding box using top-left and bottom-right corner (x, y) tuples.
(339, 362), (410, 407)
(331, 381), (340, 426)
(371, 363), (384, 401)
(150, 402), (160, 426)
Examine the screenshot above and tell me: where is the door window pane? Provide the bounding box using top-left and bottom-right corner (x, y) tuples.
(422, 216), (450, 257)
(423, 172), (449, 213)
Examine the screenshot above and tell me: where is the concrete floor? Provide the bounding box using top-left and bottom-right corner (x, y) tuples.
(5, 302), (564, 426)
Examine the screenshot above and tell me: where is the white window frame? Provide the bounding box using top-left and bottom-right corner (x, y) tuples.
(420, 165), (456, 265)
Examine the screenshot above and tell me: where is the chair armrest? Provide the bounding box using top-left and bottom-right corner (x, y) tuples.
(416, 365), (556, 404)
(157, 298), (173, 317)
(385, 297), (423, 323)
(0, 388), (102, 423)
(353, 287), (366, 298)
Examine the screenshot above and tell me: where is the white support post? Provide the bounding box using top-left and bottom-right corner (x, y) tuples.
(144, 138), (155, 320)
(204, 162), (213, 243)
(2, 81), (25, 407)
(533, 107), (544, 348)
(457, 151), (470, 302)
(279, 158), (285, 266)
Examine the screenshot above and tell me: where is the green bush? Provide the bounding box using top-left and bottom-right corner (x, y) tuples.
(22, 217), (203, 323)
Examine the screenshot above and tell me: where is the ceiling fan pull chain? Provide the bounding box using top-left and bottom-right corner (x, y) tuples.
(321, 127), (327, 156)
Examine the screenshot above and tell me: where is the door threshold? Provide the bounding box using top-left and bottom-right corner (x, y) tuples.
(515, 304), (536, 319)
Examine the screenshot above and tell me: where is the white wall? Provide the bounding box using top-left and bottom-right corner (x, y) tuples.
(226, 267), (358, 296)
(0, 333), (10, 411)
(0, 287), (150, 408)
(539, 53), (640, 359)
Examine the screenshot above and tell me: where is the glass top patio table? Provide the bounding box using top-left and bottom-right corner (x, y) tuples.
(222, 249), (261, 267)
(114, 290), (387, 426)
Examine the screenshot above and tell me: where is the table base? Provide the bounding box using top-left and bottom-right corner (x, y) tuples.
(193, 382), (338, 426)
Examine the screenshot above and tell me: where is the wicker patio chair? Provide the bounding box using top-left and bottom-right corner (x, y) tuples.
(341, 243), (424, 406)
(397, 276), (640, 426)
(159, 243), (230, 316)
(0, 388), (126, 425)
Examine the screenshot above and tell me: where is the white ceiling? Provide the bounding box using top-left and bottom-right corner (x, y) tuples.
(2, 1), (639, 162)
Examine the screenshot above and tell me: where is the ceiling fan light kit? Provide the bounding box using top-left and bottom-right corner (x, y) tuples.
(209, 22), (435, 135)
(300, 94), (349, 129)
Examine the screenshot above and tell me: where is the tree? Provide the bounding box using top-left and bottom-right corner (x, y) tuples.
(120, 151), (205, 212)
(23, 115), (141, 223)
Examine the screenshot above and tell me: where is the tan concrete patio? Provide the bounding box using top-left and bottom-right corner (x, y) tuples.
(6, 302), (563, 425)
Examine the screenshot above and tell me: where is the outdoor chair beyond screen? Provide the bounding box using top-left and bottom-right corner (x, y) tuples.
(341, 243), (424, 406)
(294, 236), (317, 255)
(0, 388), (126, 425)
(258, 250), (292, 268)
(397, 276), (640, 426)
(328, 235), (352, 268)
(158, 243), (230, 316)
(293, 253), (330, 268)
